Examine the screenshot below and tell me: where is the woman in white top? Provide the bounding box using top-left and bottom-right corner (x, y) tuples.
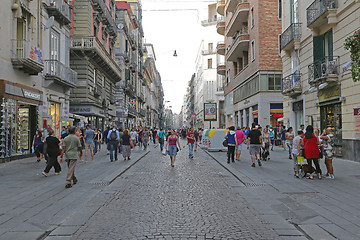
(285, 127), (294, 159)
(292, 130), (304, 178)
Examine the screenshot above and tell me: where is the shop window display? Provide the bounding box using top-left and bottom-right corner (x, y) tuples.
(0, 99), (16, 159)
(17, 106), (30, 154)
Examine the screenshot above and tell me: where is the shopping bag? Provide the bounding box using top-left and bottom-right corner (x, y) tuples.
(162, 149), (167, 156)
(297, 156), (305, 166)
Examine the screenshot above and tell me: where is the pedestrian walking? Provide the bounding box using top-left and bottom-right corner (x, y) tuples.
(292, 130), (304, 178)
(247, 123), (262, 167)
(158, 128), (166, 151)
(75, 127), (84, 161)
(138, 126), (143, 149)
(130, 128), (137, 147)
(143, 127), (149, 150)
(107, 124), (120, 162)
(281, 126), (287, 150)
(285, 127), (294, 159)
(304, 125), (321, 180)
(262, 128), (271, 161)
(165, 129), (181, 167)
(121, 129), (133, 160)
(42, 129), (61, 177)
(103, 126), (110, 155)
(32, 130), (44, 162)
(225, 126), (237, 163)
(320, 128), (335, 179)
(60, 126), (81, 189)
(152, 128), (157, 144)
(187, 128), (195, 159)
(269, 126), (275, 150)
(84, 125), (95, 162)
(194, 129), (199, 151)
(93, 128), (101, 155)
(199, 129), (203, 142)
(61, 126), (68, 139)
(118, 128), (123, 154)
(234, 127), (246, 161)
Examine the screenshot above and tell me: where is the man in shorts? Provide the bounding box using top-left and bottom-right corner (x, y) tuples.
(84, 124), (95, 162)
(235, 127), (246, 161)
(247, 123), (262, 167)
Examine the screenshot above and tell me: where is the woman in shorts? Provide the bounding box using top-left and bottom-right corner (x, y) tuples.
(165, 129), (181, 167)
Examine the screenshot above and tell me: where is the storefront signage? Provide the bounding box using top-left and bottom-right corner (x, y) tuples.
(4, 84), (43, 102)
(204, 103), (217, 121)
(70, 106), (92, 113)
(191, 113), (196, 119)
(355, 107), (360, 140)
(319, 85), (340, 102)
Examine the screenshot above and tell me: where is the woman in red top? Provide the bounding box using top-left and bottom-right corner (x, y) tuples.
(303, 125), (322, 180)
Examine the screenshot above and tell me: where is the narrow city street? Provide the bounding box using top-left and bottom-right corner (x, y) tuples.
(0, 140), (360, 240)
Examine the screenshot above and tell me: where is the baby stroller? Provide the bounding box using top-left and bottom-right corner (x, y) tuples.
(297, 156), (315, 178)
(261, 143), (270, 161)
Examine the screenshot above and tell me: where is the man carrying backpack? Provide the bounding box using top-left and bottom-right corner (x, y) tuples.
(107, 124), (120, 162)
(269, 125), (275, 150)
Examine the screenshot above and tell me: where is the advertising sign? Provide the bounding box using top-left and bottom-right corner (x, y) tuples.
(204, 103), (217, 121)
(191, 113), (196, 119)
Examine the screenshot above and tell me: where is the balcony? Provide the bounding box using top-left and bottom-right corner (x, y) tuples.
(124, 81), (136, 97)
(308, 56), (340, 85)
(43, 0), (72, 25)
(201, 17), (218, 27)
(139, 93), (145, 103)
(226, 0), (243, 13)
(139, 109), (146, 117)
(226, 28), (249, 62)
(128, 106), (137, 117)
(11, 39), (44, 75)
(43, 60), (78, 88)
(216, 17), (225, 35)
(217, 62), (226, 75)
(282, 73), (302, 97)
(307, 0), (338, 29)
(70, 37), (122, 82)
(139, 43), (144, 57)
(92, 0), (117, 35)
(93, 85), (103, 97)
(110, 95), (116, 104)
(217, 0), (226, 16)
(226, 1), (249, 37)
(202, 49), (217, 55)
(217, 41), (225, 55)
(280, 23), (302, 52)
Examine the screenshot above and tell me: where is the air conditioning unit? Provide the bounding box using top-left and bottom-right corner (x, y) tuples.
(328, 60), (338, 75)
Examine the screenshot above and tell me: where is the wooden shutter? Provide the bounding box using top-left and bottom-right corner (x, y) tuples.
(327, 29), (333, 60)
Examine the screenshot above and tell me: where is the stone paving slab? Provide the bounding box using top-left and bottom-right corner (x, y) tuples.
(205, 143), (360, 240)
(0, 144), (149, 239)
(71, 144), (280, 239)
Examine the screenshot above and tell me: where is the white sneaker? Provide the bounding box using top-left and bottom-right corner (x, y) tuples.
(326, 175), (332, 179)
(331, 174), (335, 179)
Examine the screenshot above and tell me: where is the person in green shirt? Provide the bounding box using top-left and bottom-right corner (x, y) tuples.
(157, 128), (166, 151)
(60, 126), (82, 189)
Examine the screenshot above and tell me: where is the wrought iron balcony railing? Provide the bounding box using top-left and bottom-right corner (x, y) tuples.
(282, 73), (302, 96)
(202, 49), (217, 55)
(43, 60), (78, 86)
(307, 0), (338, 26)
(11, 39), (44, 75)
(280, 23), (301, 51)
(308, 56), (339, 84)
(201, 17), (218, 26)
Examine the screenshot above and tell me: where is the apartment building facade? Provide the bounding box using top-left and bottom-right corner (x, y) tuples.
(219, 0), (283, 129)
(69, 0), (121, 131)
(281, 0), (360, 161)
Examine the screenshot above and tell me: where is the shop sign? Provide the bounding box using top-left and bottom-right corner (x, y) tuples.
(355, 108), (360, 140)
(318, 85), (340, 102)
(4, 84), (42, 101)
(191, 113), (196, 119)
(204, 103), (217, 121)
(253, 114), (258, 119)
(70, 106), (92, 113)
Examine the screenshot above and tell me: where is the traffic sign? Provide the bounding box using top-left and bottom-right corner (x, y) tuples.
(191, 113), (196, 119)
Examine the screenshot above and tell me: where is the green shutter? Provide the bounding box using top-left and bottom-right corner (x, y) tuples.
(125, 69), (130, 81)
(327, 29), (333, 60)
(290, 0), (293, 24)
(313, 35), (325, 63)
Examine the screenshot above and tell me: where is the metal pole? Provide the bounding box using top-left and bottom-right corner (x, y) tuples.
(210, 120), (212, 129)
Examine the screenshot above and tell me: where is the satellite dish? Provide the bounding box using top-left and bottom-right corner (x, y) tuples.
(45, 16), (55, 29)
(117, 23), (124, 29)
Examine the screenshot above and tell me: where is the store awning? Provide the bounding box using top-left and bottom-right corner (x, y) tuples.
(69, 113), (85, 120)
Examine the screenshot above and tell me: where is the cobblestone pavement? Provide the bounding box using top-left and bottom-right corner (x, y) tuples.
(72, 143), (279, 239)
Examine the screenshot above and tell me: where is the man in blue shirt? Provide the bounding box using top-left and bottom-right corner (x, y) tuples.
(107, 124), (120, 162)
(157, 128), (166, 151)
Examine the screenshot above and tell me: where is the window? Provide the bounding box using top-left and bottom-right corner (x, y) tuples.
(102, 76), (105, 87)
(251, 40), (255, 62)
(291, 0), (299, 24)
(208, 43), (213, 50)
(226, 69), (230, 84)
(50, 31), (59, 60)
(251, 7), (254, 28)
(278, 0), (282, 19)
(278, 35), (281, 56)
(208, 59), (213, 69)
(93, 69), (97, 85)
(260, 73), (282, 91)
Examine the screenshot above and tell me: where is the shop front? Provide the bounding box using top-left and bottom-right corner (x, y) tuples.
(319, 85), (342, 157)
(270, 103), (283, 127)
(70, 104), (105, 130)
(0, 80), (43, 161)
(252, 105), (258, 125)
(292, 100), (304, 131)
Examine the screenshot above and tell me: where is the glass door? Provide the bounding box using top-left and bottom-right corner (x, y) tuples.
(17, 105), (30, 154)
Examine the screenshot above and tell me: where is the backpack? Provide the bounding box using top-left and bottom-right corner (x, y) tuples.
(269, 130), (274, 138)
(110, 130), (117, 141)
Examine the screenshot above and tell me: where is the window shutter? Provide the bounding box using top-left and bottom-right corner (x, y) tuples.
(327, 29), (333, 61)
(313, 35), (324, 63)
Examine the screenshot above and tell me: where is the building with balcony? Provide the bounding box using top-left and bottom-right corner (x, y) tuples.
(42, 0), (78, 138)
(193, 3), (225, 129)
(221, 0), (283, 128)
(281, 0), (360, 161)
(69, 0), (120, 131)
(0, 0), (45, 161)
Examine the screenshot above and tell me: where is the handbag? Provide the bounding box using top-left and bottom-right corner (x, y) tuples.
(176, 147), (179, 152)
(222, 139), (228, 147)
(297, 156), (305, 166)
(162, 149), (167, 156)
(319, 146), (323, 159)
